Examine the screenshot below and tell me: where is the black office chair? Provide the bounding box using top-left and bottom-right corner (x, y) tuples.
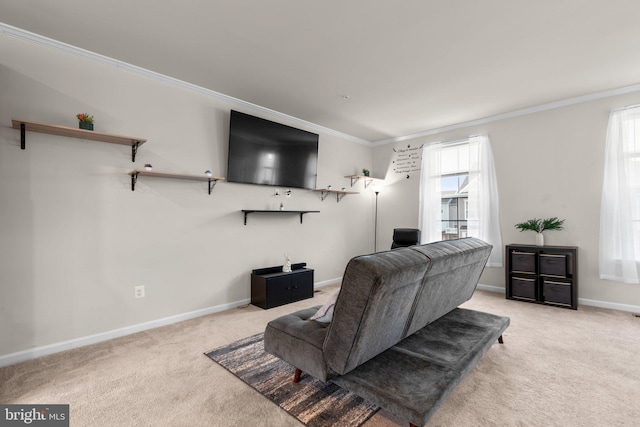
(391, 228), (421, 249)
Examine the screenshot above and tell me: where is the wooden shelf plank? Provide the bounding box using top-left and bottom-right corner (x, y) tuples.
(313, 188), (359, 203)
(344, 174), (383, 181)
(128, 169), (224, 182)
(343, 174), (383, 188)
(128, 169), (224, 194)
(314, 189), (359, 195)
(12, 119), (146, 147)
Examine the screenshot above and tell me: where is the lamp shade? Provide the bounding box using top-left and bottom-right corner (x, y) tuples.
(371, 185), (384, 194)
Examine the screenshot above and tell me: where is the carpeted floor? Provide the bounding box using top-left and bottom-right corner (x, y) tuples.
(1, 285), (640, 426)
(205, 333), (378, 427)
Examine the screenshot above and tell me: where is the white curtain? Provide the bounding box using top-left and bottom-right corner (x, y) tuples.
(419, 135), (503, 267)
(419, 142), (444, 243)
(467, 135), (503, 266)
(599, 106), (640, 284)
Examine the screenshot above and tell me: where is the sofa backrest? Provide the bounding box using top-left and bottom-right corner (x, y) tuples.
(403, 238), (493, 337)
(323, 247), (431, 375)
(323, 238), (491, 376)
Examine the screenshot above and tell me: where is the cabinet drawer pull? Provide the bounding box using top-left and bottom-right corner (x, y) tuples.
(545, 280), (569, 286)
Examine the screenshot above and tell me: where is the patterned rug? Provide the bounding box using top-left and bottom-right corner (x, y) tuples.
(205, 333), (379, 427)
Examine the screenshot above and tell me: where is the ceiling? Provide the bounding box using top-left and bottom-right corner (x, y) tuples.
(2, 0), (640, 144)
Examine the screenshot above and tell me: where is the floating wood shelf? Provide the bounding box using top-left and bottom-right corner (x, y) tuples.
(241, 210), (320, 225)
(12, 118), (147, 162)
(314, 188), (359, 202)
(128, 169), (225, 194)
(344, 174), (384, 188)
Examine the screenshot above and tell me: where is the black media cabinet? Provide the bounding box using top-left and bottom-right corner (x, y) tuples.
(505, 244), (578, 310)
(251, 263), (314, 309)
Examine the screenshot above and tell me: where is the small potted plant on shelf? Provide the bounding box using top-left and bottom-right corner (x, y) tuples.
(362, 168), (370, 177)
(514, 217), (565, 246)
(76, 113), (94, 131)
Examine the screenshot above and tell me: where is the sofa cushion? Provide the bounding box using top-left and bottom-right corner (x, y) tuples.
(263, 306), (332, 381)
(331, 308), (510, 426)
(309, 289), (340, 323)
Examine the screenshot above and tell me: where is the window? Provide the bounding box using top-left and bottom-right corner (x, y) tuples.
(440, 151), (469, 240)
(419, 135), (502, 266)
(599, 105), (640, 284)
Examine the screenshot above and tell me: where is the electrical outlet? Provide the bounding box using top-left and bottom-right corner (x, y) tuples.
(134, 285), (145, 299)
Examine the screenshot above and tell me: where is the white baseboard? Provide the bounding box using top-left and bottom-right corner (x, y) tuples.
(476, 284), (640, 314)
(578, 298), (640, 314)
(315, 278), (342, 288)
(0, 298), (250, 368)
(476, 284), (504, 293)
(3, 279), (637, 368)
(0, 278), (343, 368)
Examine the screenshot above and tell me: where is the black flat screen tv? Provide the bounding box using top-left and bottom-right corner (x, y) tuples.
(227, 110), (319, 190)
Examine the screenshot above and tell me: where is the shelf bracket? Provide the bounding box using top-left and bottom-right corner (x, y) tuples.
(131, 141), (141, 162)
(208, 179), (218, 195)
(337, 192), (346, 203)
(364, 178), (373, 188)
(349, 176), (360, 187)
(320, 190), (329, 201)
(131, 172), (139, 191)
(20, 123), (26, 150)
(244, 211), (249, 225)
(299, 213), (305, 224)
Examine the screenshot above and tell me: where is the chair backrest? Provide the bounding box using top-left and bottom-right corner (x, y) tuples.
(323, 238), (491, 376)
(391, 228), (421, 249)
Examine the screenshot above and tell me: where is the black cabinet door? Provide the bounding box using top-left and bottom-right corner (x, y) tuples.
(251, 268), (314, 309)
(266, 275), (295, 308)
(289, 270), (314, 301)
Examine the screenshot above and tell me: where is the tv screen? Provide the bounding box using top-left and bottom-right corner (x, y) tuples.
(227, 110), (319, 190)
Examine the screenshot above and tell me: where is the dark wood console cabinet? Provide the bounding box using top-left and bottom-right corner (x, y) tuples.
(251, 263), (314, 309)
(506, 244), (578, 310)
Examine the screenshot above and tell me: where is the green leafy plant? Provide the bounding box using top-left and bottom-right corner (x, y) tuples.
(76, 113), (94, 123)
(515, 217), (565, 233)
(362, 168), (370, 175)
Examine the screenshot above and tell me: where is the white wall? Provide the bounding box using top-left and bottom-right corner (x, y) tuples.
(374, 92), (640, 309)
(4, 26), (640, 363)
(0, 34), (375, 358)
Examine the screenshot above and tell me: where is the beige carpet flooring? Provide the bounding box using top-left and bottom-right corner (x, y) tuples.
(1, 284), (639, 427)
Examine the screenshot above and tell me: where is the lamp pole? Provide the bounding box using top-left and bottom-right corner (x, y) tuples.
(371, 185), (384, 252)
(374, 190), (379, 252)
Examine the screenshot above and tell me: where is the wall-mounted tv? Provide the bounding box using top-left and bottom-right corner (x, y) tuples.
(227, 110), (319, 190)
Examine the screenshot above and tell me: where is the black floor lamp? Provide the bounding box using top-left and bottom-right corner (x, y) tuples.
(372, 185), (384, 252)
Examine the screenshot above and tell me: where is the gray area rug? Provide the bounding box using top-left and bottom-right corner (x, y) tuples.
(205, 333), (379, 427)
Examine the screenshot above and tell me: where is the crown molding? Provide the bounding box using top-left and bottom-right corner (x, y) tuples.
(4, 22), (640, 149)
(372, 82), (640, 146)
(0, 22), (372, 146)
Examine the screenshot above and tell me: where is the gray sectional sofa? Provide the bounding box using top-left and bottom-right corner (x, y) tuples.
(264, 237), (510, 426)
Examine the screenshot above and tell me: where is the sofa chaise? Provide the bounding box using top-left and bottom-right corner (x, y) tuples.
(264, 237), (510, 426)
